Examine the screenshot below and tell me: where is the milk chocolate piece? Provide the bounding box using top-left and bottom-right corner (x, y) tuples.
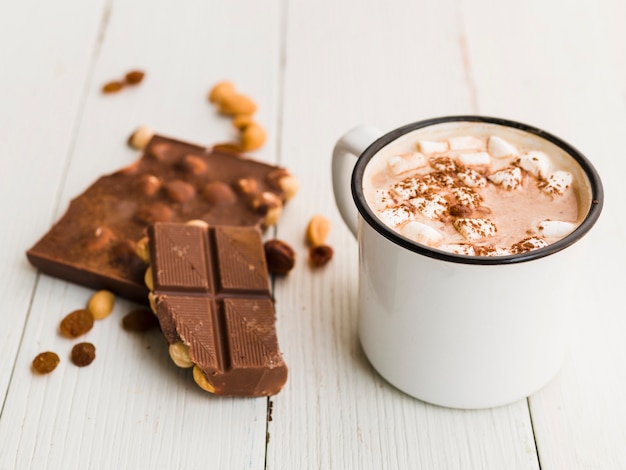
(26, 135), (293, 303)
(148, 222), (287, 396)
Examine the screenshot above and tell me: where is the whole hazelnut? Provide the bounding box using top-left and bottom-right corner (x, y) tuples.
(264, 239), (296, 276)
(309, 245), (334, 268)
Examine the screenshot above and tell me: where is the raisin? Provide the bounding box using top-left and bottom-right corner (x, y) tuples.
(71, 342), (96, 367)
(32, 351), (60, 374)
(60, 309), (94, 338)
(122, 308), (159, 332)
(124, 70), (145, 85)
(102, 80), (124, 93)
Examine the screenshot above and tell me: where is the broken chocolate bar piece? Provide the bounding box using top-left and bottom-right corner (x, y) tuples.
(26, 135), (295, 303)
(147, 221), (287, 396)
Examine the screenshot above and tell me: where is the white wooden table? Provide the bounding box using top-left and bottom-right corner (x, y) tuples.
(1, 0), (625, 468)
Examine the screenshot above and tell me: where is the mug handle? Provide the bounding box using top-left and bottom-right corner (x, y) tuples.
(332, 125), (383, 237)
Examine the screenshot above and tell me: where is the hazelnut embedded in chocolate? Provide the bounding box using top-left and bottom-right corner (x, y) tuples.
(202, 181), (236, 205)
(163, 180), (196, 203)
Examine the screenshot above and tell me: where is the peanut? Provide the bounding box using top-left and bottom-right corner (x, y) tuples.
(218, 94), (257, 116)
(208, 81), (235, 103)
(306, 215), (331, 246)
(148, 292), (157, 313)
(135, 236), (150, 263)
(240, 122), (267, 151)
(193, 365), (216, 393)
(232, 114), (254, 130)
(169, 342), (194, 368)
(127, 126), (155, 150)
(144, 267), (154, 291)
(88, 290), (115, 320)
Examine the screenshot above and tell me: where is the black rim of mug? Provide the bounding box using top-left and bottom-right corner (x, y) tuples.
(351, 115), (604, 265)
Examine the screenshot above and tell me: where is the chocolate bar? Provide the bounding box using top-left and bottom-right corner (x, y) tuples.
(27, 135), (296, 303)
(147, 221), (287, 396)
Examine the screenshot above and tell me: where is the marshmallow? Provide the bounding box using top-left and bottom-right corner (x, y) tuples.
(372, 189), (393, 207)
(540, 170), (573, 196)
(438, 244), (476, 256)
(401, 221), (443, 246)
(456, 168), (487, 187)
(410, 193), (448, 219)
(391, 177), (429, 200)
(448, 135), (484, 150)
(417, 140), (449, 154)
(429, 156), (458, 172)
(488, 167), (522, 190)
(474, 245), (512, 256)
(487, 136), (518, 158)
(519, 151), (550, 179)
(387, 152), (427, 176)
(510, 236), (548, 254)
(458, 151), (491, 166)
(454, 218), (497, 241)
(379, 205), (414, 227)
(538, 220), (576, 238)
(452, 186), (483, 208)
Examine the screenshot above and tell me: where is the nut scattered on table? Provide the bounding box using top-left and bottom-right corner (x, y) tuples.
(102, 69), (146, 94)
(309, 245), (334, 268)
(124, 70), (145, 85)
(127, 126), (155, 150)
(102, 81), (124, 94)
(306, 215), (331, 247)
(60, 309), (94, 338)
(207, 80), (266, 152)
(240, 121), (267, 151)
(71, 342), (96, 367)
(32, 351), (60, 374)
(208, 81), (235, 104)
(218, 94), (257, 117)
(264, 239), (296, 275)
(88, 290), (115, 320)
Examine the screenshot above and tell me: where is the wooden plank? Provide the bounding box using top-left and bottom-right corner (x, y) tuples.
(267, 0), (539, 468)
(462, 0), (626, 468)
(0, 0), (107, 404)
(0, 0), (283, 468)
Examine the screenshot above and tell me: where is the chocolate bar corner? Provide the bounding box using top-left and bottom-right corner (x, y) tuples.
(147, 221), (288, 397)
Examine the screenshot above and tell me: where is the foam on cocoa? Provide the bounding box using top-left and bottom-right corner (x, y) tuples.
(363, 121), (592, 256)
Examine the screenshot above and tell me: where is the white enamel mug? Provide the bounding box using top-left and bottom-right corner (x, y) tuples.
(332, 116), (603, 409)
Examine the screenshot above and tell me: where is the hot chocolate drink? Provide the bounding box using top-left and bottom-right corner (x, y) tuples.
(362, 121), (592, 256)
